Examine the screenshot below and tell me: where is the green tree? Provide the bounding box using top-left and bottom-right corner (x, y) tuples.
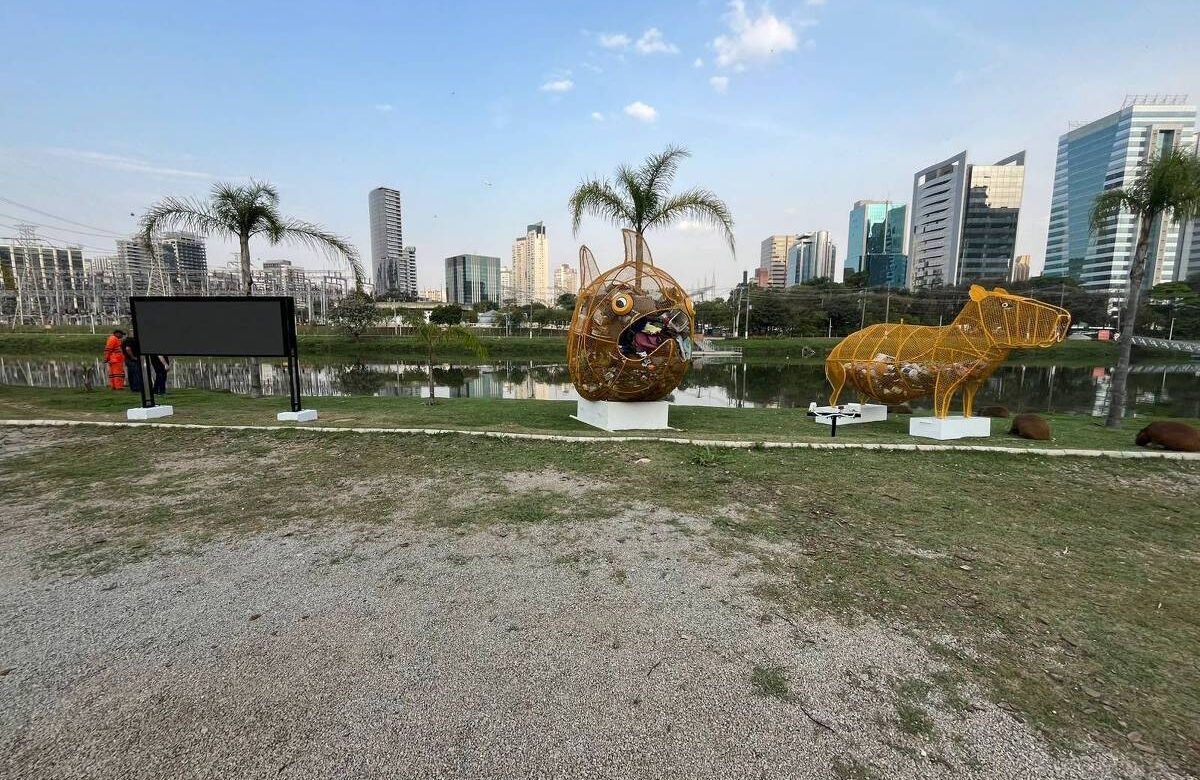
(410, 323), (487, 402)
(568, 145), (734, 283)
(556, 292), (577, 310)
(328, 291), (382, 339)
(1090, 148), (1200, 427)
(429, 304), (465, 325)
(140, 180), (361, 396)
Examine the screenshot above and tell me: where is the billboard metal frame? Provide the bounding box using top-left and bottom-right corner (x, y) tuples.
(129, 296), (303, 413)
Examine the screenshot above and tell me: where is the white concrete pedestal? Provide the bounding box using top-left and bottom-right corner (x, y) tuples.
(812, 403), (887, 426)
(909, 415), (991, 440)
(572, 399), (670, 432)
(277, 409), (318, 422)
(127, 405), (174, 421)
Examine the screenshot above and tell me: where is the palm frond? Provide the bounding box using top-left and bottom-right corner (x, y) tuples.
(615, 163), (649, 228)
(568, 179), (634, 235)
(639, 145), (691, 204)
(439, 325), (488, 360)
(1089, 189), (1143, 235)
(272, 219), (364, 288)
(139, 196), (232, 244)
(648, 187), (736, 257)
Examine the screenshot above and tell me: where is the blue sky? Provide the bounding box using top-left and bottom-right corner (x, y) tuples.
(2, 0), (1199, 293)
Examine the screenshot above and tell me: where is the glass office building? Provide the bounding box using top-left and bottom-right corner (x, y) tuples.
(846, 201), (906, 275)
(866, 254), (908, 289)
(1044, 98), (1196, 302)
(908, 150), (1024, 289)
(958, 152), (1025, 282)
(445, 254), (502, 305)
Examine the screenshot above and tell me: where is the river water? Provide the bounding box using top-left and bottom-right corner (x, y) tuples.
(4, 356), (1199, 418)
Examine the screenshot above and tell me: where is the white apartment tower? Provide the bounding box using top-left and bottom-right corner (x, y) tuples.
(511, 221), (550, 305)
(553, 263), (579, 300)
(759, 234), (801, 288)
(369, 187), (417, 297)
(1043, 96), (1197, 301)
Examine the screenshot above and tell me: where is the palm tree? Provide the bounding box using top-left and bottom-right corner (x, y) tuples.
(410, 323), (487, 403)
(140, 180), (363, 397)
(1090, 148), (1200, 428)
(568, 145), (734, 282)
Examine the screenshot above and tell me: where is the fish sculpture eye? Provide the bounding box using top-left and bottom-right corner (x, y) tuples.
(610, 292), (634, 315)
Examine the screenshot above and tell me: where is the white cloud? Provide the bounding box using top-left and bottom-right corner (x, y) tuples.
(693, 57), (704, 68)
(712, 1), (808, 68)
(677, 219), (714, 232)
(580, 62), (604, 74)
(598, 32), (630, 49)
(623, 101), (658, 123)
(44, 148), (212, 179)
(805, 0), (826, 5)
(374, 103), (395, 112)
(539, 78), (575, 93)
(590, 112), (605, 122)
(635, 28), (679, 55)
(709, 76), (730, 93)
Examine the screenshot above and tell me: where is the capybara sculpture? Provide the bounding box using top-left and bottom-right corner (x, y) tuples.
(1010, 413), (1051, 441)
(1135, 421), (1200, 453)
(888, 403), (913, 415)
(978, 405), (1010, 418)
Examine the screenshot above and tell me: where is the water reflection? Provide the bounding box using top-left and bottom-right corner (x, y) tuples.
(2, 356), (1198, 417)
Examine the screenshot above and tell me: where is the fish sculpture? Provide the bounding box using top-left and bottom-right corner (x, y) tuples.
(568, 230), (696, 402)
(826, 285), (1070, 417)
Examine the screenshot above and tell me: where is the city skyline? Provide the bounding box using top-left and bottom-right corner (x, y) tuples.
(2, 1), (1199, 294)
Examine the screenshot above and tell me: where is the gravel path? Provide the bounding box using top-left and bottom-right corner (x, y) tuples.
(0, 446), (1183, 778)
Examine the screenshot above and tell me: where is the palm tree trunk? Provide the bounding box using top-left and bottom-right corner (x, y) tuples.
(240, 233), (264, 398)
(1105, 216), (1153, 428)
(634, 227), (645, 289)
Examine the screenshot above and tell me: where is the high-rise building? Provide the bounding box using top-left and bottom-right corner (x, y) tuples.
(1044, 96), (1197, 300)
(1011, 254), (1032, 283)
(553, 263), (579, 300)
(115, 232), (208, 289)
(0, 239), (86, 307)
(867, 254), (907, 289)
(908, 150), (1025, 289)
(419, 287), (446, 302)
(1176, 219), (1200, 282)
(846, 201), (907, 275)
(445, 254), (502, 306)
(369, 187), (417, 297)
(752, 267), (770, 287)
(511, 221), (550, 305)
(784, 231), (839, 285)
(759, 234), (800, 288)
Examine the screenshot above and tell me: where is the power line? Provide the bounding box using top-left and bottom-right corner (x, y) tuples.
(0, 195), (126, 237)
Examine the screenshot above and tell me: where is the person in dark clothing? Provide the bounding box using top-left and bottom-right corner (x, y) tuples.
(121, 331), (142, 393)
(151, 355), (170, 395)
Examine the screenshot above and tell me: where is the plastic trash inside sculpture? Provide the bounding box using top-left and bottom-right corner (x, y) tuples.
(826, 285), (1071, 418)
(568, 230), (696, 402)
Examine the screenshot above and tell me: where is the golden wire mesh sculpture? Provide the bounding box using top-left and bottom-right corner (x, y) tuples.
(568, 230), (696, 402)
(826, 285), (1071, 418)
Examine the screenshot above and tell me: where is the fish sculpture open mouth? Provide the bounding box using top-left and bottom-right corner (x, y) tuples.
(567, 230), (696, 402)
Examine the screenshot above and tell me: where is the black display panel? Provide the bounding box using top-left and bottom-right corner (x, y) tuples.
(130, 297), (294, 357)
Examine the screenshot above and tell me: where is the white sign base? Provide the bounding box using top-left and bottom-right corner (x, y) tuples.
(127, 405), (174, 421)
(277, 410), (319, 422)
(572, 399), (670, 431)
(909, 415), (991, 440)
(812, 403), (887, 426)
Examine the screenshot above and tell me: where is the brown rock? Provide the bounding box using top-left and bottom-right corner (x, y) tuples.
(977, 404), (1010, 418)
(1009, 413), (1051, 441)
(1134, 421), (1200, 453)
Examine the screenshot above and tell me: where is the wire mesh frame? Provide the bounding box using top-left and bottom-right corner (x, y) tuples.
(826, 285), (1071, 417)
(567, 231), (696, 402)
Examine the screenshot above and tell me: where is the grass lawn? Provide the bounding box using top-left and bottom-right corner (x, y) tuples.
(0, 384), (1195, 454)
(3, 426), (1197, 772)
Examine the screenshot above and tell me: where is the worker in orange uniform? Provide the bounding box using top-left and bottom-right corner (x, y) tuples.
(103, 329), (127, 390)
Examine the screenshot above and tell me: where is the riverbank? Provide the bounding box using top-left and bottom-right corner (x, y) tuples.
(0, 386), (1195, 453)
(0, 331), (1188, 365)
(1, 425), (1196, 777)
